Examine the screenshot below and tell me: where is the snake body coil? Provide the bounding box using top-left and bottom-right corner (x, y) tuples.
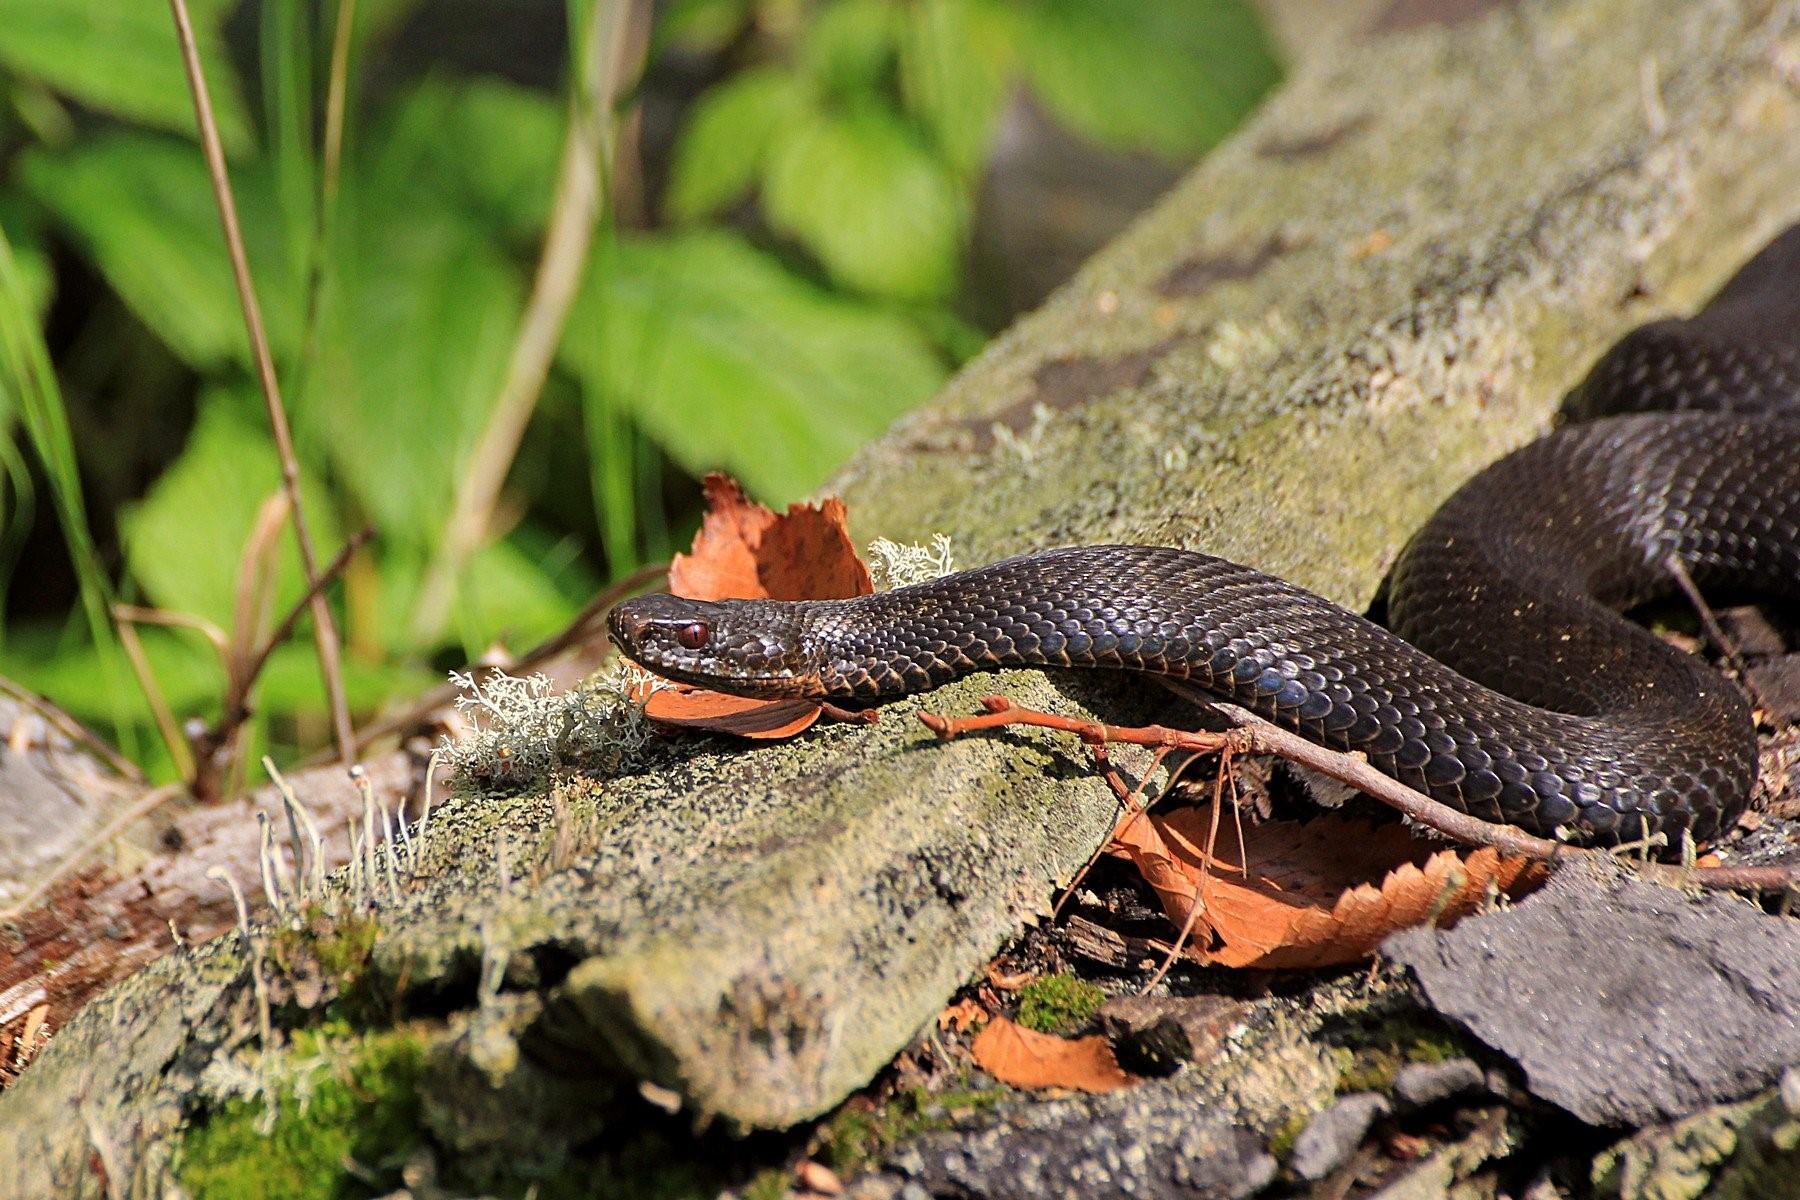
(612, 232), (1800, 846)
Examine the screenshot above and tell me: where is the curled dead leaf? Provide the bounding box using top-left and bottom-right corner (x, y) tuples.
(938, 997), (987, 1033)
(639, 684), (822, 739)
(669, 474), (872, 602)
(970, 1015), (1135, 1093)
(1107, 805), (1547, 969)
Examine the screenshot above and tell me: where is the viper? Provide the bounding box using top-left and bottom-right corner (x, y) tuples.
(610, 228), (1800, 847)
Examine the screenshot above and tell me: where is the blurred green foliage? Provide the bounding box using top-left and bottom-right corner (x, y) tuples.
(0, 0), (1277, 779)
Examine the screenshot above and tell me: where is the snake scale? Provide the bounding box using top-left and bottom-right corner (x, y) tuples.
(611, 228), (1800, 846)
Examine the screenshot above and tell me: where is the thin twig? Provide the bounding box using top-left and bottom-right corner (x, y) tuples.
(921, 690), (1800, 895)
(0, 674), (143, 781)
(216, 525), (374, 736)
(112, 613), (196, 781)
(167, 0), (356, 767)
(1663, 553), (1776, 718)
(333, 559), (666, 760)
(408, 0), (640, 645)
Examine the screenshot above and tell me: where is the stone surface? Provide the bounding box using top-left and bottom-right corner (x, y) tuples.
(854, 1076), (1277, 1200)
(1392, 1058), (1487, 1108)
(1386, 861), (1800, 1126)
(1291, 1091), (1391, 1181)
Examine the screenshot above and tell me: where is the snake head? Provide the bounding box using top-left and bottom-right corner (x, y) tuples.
(607, 593), (823, 698)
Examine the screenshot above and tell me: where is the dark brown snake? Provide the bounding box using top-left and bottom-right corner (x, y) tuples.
(611, 228), (1800, 847)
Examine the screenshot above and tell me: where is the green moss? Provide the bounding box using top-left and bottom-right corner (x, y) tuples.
(1328, 1014), (1465, 1096)
(741, 1169), (793, 1200)
(1015, 973), (1105, 1035)
(178, 1024), (426, 1200)
(1267, 1108), (1313, 1160)
(818, 1083), (1008, 1177)
(270, 908), (385, 1020)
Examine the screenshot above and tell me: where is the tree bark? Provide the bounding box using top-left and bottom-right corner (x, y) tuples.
(6, 0), (1800, 1189)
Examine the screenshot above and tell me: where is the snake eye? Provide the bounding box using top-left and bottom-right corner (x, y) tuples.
(675, 621), (711, 650)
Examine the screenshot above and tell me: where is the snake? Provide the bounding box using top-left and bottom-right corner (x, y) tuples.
(609, 228), (1800, 847)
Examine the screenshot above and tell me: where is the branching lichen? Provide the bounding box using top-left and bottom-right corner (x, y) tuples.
(441, 664), (666, 796)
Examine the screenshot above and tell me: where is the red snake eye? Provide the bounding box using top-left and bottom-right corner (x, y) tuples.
(676, 621), (711, 650)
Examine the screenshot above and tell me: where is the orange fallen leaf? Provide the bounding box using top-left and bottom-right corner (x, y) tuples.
(640, 683), (823, 739)
(938, 998), (987, 1033)
(1108, 805), (1547, 969)
(971, 1016), (1135, 1093)
(635, 473), (875, 738)
(669, 474), (872, 602)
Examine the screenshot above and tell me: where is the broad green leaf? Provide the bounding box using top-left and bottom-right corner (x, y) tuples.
(0, 0), (253, 149)
(367, 77), (564, 242)
(665, 67), (811, 222)
(561, 229), (947, 503)
(1018, 0), (1279, 160)
(763, 105), (966, 301)
(120, 390), (340, 630)
(304, 197), (523, 552)
(898, 0), (1016, 178)
(20, 134), (301, 369)
(800, 0), (900, 96)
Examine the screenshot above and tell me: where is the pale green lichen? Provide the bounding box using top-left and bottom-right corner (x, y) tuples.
(440, 664), (665, 797)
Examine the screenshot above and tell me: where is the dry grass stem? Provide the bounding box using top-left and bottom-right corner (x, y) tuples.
(167, 0), (355, 766)
(409, 0), (644, 644)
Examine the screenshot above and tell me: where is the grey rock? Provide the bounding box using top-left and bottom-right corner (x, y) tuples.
(863, 1075), (1275, 1200)
(1392, 1058), (1486, 1108)
(1291, 1092), (1391, 1182)
(1386, 861), (1800, 1126)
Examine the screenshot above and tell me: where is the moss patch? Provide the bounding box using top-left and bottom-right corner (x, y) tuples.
(1327, 1012), (1466, 1096)
(178, 1023), (426, 1200)
(1015, 973), (1105, 1035)
(818, 1083), (1008, 1177)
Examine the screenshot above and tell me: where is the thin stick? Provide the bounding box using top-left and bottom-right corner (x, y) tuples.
(0, 674), (143, 782)
(408, 0), (637, 645)
(1142, 745), (1234, 993)
(216, 526), (373, 734)
(167, 0), (355, 767)
(921, 692), (1800, 894)
(112, 613), (195, 781)
(333, 559), (666, 759)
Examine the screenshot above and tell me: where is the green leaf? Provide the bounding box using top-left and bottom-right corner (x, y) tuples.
(1018, 0), (1280, 160)
(367, 77), (565, 241)
(303, 197), (523, 552)
(898, 0), (1016, 178)
(120, 390), (340, 630)
(763, 105), (967, 301)
(20, 133), (301, 369)
(665, 67), (811, 223)
(800, 0), (901, 97)
(0, 0), (253, 150)
(561, 229), (948, 503)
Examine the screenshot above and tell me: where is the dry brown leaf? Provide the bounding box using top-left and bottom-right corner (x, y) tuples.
(938, 998), (987, 1033)
(668, 474), (872, 602)
(640, 684), (821, 739)
(1108, 805), (1547, 969)
(970, 1016), (1135, 1093)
